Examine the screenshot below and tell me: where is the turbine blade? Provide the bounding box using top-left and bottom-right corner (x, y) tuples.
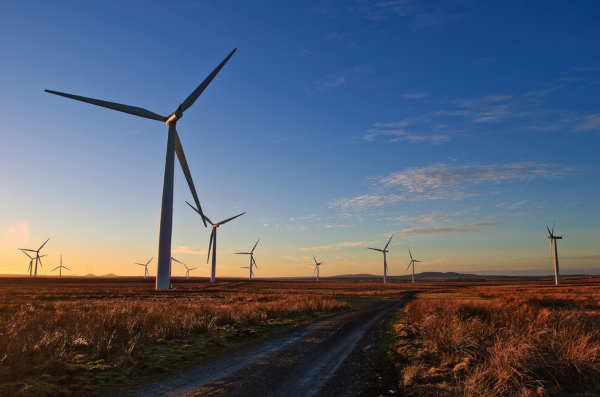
(367, 248), (383, 252)
(234, 252), (250, 255)
(175, 132), (207, 227)
(146, 257), (154, 266)
(20, 250), (33, 258)
(218, 212), (246, 226)
(51, 266), (60, 272)
(313, 265), (317, 276)
(63, 267), (71, 271)
(241, 266), (250, 268)
(44, 90), (167, 122)
(38, 238), (50, 251)
(547, 225), (552, 237)
(384, 235), (394, 250)
(207, 228), (215, 263)
(171, 257), (184, 265)
(409, 248), (413, 260)
(406, 262), (412, 272)
(552, 220), (555, 235)
(180, 49), (237, 112)
(251, 238), (260, 253)
(313, 255), (318, 265)
(252, 257), (257, 268)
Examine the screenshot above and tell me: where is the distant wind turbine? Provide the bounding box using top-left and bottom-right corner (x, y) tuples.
(407, 248), (421, 284)
(21, 251), (47, 277)
(51, 255), (71, 278)
(19, 238), (50, 278)
(235, 239), (259, 280)
(313, 255), (324, 282)
(182, 263), (197, 279)
(367, 235), (393, 284)
(547, 221), (563, 286)
(45, 49), (237, 290)
(187, 202), (245, 283)
(135, 257), (153, 279)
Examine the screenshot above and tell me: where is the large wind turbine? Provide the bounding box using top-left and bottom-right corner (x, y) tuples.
(313, 255), (324, 282)
(547, 221), (563, 286)
(45, 49), (237, 290)
(187, 202), (245, 283)
(407, 248), (421, 284)
(367, 235), (393, 284)
(51, 255), (71, 278)
(235, 239), (259, 280)
(135, 257), (153, 279)
(19, 238), (50, 278)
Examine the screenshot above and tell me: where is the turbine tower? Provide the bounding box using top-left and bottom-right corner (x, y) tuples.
(19, 238), (50, 278)
(45, 49), (237, 290)
(235, 239), (259, 280)
(21, 251), (47, 277)
(187, 202), (245, 283)
(135, 257), (153, 279)
(407, 248), (421, 284)
(367, 235), (393, 284)
(547, 221), (563, 286)
(51, 255), (71, 278)
(313, 255), (324, 282)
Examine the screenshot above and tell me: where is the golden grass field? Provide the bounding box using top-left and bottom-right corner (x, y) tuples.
(1, 276), (600, 396)
(386, 278), (600, 397)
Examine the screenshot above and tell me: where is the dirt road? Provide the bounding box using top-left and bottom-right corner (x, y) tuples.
(118, 294), (410, 397)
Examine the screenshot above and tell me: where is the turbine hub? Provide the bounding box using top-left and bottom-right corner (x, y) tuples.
(165, 105), (183, 125)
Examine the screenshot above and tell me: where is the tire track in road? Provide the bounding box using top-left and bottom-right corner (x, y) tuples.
(118, 294), (411, 397)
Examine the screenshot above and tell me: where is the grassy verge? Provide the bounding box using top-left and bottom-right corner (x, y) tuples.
(384, 295), (600, 397)
(0, 291), (355, 397)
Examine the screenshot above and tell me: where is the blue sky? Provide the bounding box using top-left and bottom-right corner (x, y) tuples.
(1, 0), (599, 278)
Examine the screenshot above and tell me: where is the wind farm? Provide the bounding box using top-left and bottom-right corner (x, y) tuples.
(2, 1), (600, 397)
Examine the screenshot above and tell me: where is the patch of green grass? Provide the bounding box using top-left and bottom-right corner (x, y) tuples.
(415, 292), (485, 300)
(340, 294), (396, 311)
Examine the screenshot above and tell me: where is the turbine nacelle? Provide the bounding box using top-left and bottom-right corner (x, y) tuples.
(166, 105), (184, 125)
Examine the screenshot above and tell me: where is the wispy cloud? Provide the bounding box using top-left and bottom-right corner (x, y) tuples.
(390, 221), (505, 237)
(402, 91), (427, 99)
(299, 241), (380, 252)
(172, 246), (207, 255)
(307, 65), (373, 93)
(396, 214), (448, 223)
(364, 119), (451, 144)
(574, 114), (600, 131)
(332, 162), (582, 210)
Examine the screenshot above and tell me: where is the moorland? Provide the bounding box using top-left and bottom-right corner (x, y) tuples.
(0, 276), (599, 396)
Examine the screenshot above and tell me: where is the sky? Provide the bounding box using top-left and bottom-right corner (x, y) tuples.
(1, 0), (599, 278)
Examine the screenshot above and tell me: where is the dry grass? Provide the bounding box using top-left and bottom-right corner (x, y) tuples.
(391, 279), (600, 396)
(0, 277), (376, 393)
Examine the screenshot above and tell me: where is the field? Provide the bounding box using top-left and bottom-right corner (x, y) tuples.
(2, 277), (600, 397)
(384, 278), (600, 397)
(0, 277), (407, 396)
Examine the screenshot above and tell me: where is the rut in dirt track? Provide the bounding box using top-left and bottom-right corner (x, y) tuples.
(118, 294), (411, 397)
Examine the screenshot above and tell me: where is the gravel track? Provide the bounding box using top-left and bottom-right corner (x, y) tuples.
(117, 294), (410, 397)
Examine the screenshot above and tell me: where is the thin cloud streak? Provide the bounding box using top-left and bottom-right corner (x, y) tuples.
(389, 221), (505, 237)
(332, 162), (582, 210)
(299, 241), (380, 252)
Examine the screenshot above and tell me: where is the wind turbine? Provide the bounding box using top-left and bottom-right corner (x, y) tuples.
(45, 49), (237, 290)
(135, 257), (153, 279)
(367, 235), (393, 284)
(19, 238), (50, 278)
(407, 248), (421, 284)
(51, 255), (71, 278)
(187, 201), (245, 283)
(547, 221), (563, 286)
(312, 255), (324, 282)
(21, 251), (46, 277)
(235, 239), (259, 280)
(182, 263), (197, 279)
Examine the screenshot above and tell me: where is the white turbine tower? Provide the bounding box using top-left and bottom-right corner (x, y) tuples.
(313, 255), (324, 282)
(407, 248), (421, 284)
(19, 238), (50, 278)
(187, 203), (246, 283)
(235, 239), (259, 280)
(135, 257), (153, 279)
(51, 255), (71, 278)
(547, 221), (563, 286)
(367, 235), (393, 284)
(45, 49), (237, 290)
